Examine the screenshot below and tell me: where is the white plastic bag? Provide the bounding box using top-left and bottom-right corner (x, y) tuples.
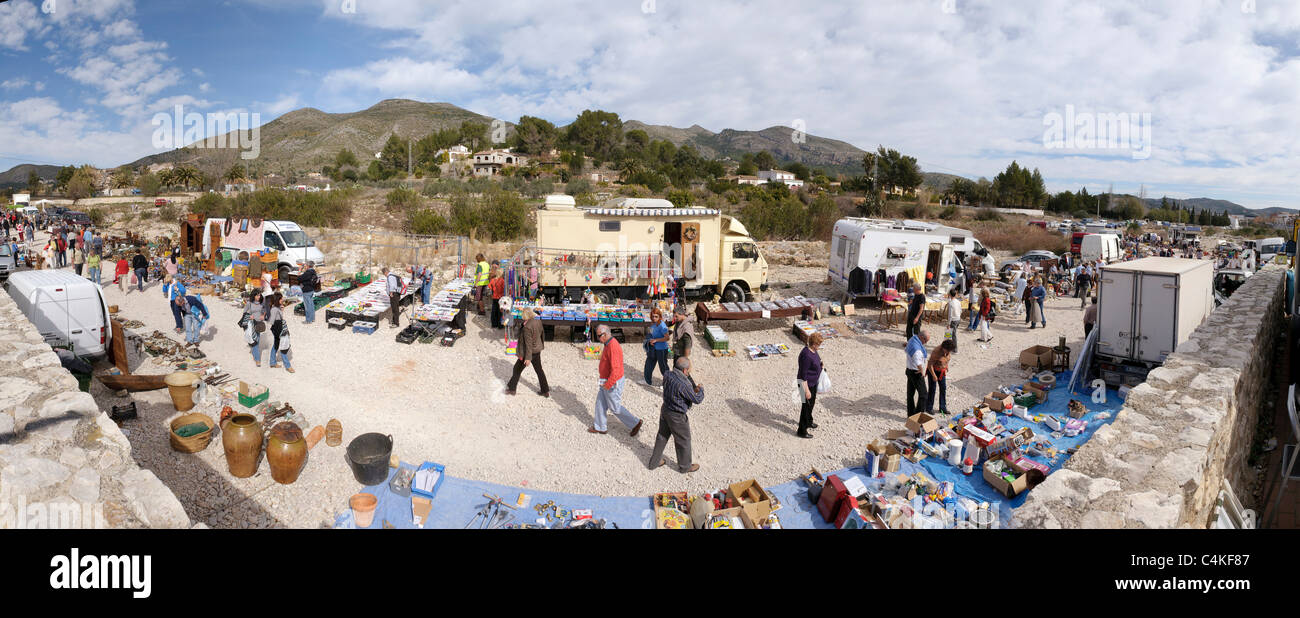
(244, 321), (258, 346)
(791, 380), (804, 404)
(817, 370), (832, 394)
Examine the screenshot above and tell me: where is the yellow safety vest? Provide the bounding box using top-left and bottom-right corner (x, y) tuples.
(475, 261), (490, 286)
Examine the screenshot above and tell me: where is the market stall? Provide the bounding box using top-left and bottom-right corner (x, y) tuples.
(322, 274), (418, 327)
(694, 297), (817, 325)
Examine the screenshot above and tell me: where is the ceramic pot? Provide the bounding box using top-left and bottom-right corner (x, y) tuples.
(350, 493), (377, 528)
(266, 422), (307, 484)
(222, 413), (263, 478)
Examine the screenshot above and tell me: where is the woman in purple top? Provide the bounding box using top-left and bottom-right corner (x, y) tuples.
(796, 332), (824, 439)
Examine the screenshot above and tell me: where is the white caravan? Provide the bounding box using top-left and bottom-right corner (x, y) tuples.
(829, 218), (983, 301)
(1080, 233), (1121, 264)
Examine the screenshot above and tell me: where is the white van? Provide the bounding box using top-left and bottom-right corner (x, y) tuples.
(7, 270), (112, 357)
(1081, 233), (1121, 264)
(201, 218), (326, 280)
(830, 218), (978, 300)
(1257, 237), (1286, 266)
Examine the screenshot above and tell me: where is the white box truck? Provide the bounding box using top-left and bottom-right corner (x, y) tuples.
(1080, 233), (1121, 264)
(530, 195), (768, 303)
(7, 270), (112, 357)
(829, 218), (986, 301)
(1092, 257), (1213, 387)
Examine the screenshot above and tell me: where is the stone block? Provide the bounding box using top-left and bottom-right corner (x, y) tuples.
(119, 468), (190, 529)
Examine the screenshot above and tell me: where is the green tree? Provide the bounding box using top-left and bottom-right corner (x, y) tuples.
(27, 170), (41, 196)
(512, 116), (559, 155)
(563, 110), (623, 164)
(381, 134), (408, 173)
(137, 173), (162, 196)
(66, 167), (96, 201)
(736, 155), (757, 176)
(783, 162), (811, 181)
(335, 148), (359, 169)
(458, 121), (489, 150)
(754, 150), (776, 171)
(385, 187), (422, 212)
(223, 164), (247, 184)
(624, 129), (649, 159)
(666, 189), (693, 208)
(55, 165), (76, 191)
(367, 160), (387, 181)
(111, 167), (134, 189)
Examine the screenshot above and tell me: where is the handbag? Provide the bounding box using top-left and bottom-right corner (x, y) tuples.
(255, 320), (266, 333)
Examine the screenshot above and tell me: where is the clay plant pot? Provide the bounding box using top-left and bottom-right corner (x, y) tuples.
(164, 371), (201, 412)
(350, 493), (378, 528)
(222, 413), (263, 478)
(266, 422), (307, 485)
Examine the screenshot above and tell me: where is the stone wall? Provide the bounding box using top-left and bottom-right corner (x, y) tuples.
(0, 290), (190, 529)
(1016, 264), (1287, 528)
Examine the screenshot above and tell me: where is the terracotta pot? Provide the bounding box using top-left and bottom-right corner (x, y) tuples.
(222, 413), (263, 478)
(266, 422), (307, 485)
(350, 493), (378, 528)
(165, 371), (201, 412)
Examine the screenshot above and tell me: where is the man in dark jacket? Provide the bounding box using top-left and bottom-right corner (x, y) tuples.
(130, 249), (149, 292)
(299, 261), (319, 324)
(505, 307), (549, 397)
(905, 282), (925, 340)
(648, 356), (704, 473)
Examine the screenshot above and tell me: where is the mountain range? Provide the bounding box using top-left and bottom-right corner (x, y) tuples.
(0, 98), (1292, 214)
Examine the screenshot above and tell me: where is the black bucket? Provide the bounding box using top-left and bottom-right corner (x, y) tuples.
(346, 433), (393, 486)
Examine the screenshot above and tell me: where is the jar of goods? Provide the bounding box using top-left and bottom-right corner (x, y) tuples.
(222, 413), (263, 478)
(266, 422), (307, 485)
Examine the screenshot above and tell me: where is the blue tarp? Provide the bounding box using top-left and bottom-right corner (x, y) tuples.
(334, 371), (1123, 529)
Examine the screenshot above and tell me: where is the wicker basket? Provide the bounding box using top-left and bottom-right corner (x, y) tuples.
(169, 413), (215, 453)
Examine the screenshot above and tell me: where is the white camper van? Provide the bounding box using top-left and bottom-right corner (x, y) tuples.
(201, 218), (326, 280)
(1257, 237), (1286, 266)
(1080, 233), (1121, 264)
(7, 270), (112, 356)
(829, 218), (982, 301)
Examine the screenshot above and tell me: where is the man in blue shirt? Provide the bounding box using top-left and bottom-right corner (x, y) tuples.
(643, 308), (671, 386)
(905, 330), (929, 417)
(166, 277), (187, 333)
(648, 356), (704, 473)
(177, 294), (209, 346)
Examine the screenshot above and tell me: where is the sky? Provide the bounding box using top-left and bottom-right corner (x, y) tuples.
(0, 0), (1297, 210)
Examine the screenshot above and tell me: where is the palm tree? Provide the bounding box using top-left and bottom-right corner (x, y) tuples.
(111, 167), (134, 189)
(171, 166), (201, 190)
(223, 164), (247, 185)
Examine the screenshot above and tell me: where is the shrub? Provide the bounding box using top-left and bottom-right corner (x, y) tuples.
(87, 208), (106, 225)
(565, 178), (593, 196)
(901, 202), (931, 219)
(666, 190), (693, 208)
(968, 221), (1067, 255)
(939, 205), (960, 220)
(158, 204), (177, 221)
(974, 207), (1003, 221)
(407, 209), (447, 235)
(385, 187), (422, 212)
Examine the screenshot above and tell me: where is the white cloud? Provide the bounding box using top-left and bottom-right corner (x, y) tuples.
(311, 0), (1300, 206)
(0, 97), (159, 167)
(0, 0), (48, 50)
(1, 78), (31, 90)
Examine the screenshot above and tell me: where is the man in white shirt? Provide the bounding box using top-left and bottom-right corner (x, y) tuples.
(1013, 273), (1028, 319)
(946, 289), (962, 353)
(905, 330), (930, 417)
(384, 266), (403, 328)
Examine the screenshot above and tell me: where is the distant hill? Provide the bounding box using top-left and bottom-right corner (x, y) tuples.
(0, 163), (60, 190)
(126, 99), (509, 177)
(624, 120), (867, 177)
(1140, 196), (1296, 217)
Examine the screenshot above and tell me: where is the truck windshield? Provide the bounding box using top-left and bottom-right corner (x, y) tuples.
(1261, 244), (1283, 254)
(280, 231), (310, 248)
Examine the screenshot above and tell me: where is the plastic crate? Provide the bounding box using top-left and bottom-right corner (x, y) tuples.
(411, 461), (446, 500)
(238, 387), (269, 408)
(352, 321), (377, 335)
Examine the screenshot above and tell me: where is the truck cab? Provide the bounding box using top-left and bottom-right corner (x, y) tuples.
(203, 218), (326, 280)
(718, 216), (769, 302)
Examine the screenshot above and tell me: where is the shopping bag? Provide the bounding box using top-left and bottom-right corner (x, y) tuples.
(817, 370), (832, 394)
(792, 380), (804, 404)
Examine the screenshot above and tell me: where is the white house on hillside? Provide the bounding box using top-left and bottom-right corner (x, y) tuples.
(757, 169), (805, 188)
(472, 149), (527, 176)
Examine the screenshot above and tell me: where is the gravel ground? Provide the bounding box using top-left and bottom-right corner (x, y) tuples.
(89, 259), (1093, 528)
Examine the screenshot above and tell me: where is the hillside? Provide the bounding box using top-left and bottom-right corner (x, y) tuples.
(624, 120), (867, 177)
(1140, 196), (1295, 217)
(0, 163), (60, 189)
(126, 99), (509, 178)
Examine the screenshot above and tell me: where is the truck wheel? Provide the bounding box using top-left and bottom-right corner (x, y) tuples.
(278, 266), (290, 283)
(595, 290), (615, 305)
(722, 283), (746, 303)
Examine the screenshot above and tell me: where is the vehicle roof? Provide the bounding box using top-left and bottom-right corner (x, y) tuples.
(1103, 257), (1210, 274)
(7, 269), (101, 291)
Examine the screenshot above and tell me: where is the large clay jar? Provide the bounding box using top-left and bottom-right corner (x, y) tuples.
(222, 413), (263, 478)
(266, 422), (307, 485)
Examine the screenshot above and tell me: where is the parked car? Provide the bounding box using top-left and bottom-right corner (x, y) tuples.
(63, 211), (92, 226)
(999, 250), (1059, 274)
(0, 242), (17, 280)
(1214, 268), (1252, 299)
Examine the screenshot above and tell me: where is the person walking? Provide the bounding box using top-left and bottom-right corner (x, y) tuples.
(179, 294), (209, 347)
(298, 261), (319, 324)
(267, 295), (293, 373)
(589, 324), (643, 436)
(506, 307), (550, 397)
(1029, 278), (1046, 329)
(1083, 296), (1099, 338)
(945, 288), (961, 353)
(905, 282), (926, 340)
(967, 277), (981, 330)
(795, 332), (824, 438)
(925, 339), (956, 415)
(905, 330), (930, 417)
(85, 250), (101, 285)
(165, 275), (187, 333)
(648, 355), (703, 473)
(114, 254), (130, 293)
(131, 249), (148, 293)
(243, 290), (267, 366)
(384, 267), (403, 328)
(643, 308), (670, 386)
(1076, 266), (1092, 310)
(670, 303), (695, 359)
(72, 245), (84, 276)
(488, 264), (506, 329)
(473, 253), (490, 314)
(978, 287), (995, 343)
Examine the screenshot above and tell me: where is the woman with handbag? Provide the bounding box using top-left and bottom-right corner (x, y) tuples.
(978, 287), (995, 343)
(267, 295), (293, 373)
(243, 291), (266, 366)
(795, 332), (825, 439)
(643, 308), (670, 386)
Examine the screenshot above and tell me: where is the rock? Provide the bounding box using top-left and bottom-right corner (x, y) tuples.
(21, 351), (60, 369)
(68, 468), (100, 503)
(0, 376), (41, 410)
(119, 468), (190, 529)
(58, 447), (88, 469)
(1080, 510), (1126, 528)
(1129, 431), (1163, 450)
(97, 449), (123, 471)
(1158, 447), (1206, 488)
(0, 457), (71, 496)
(37, 391), (99, 420)
(0, 412), (14, 436)
(1126, 490), (1182, 528)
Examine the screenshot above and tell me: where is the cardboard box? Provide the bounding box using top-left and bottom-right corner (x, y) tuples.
(880, 443), (902, 473)
(689, 497), (715, 529)
(727, 479), (771, 511)
(739, 502), (776, 529)
(411, 497), (432, 527)
(1024, 383), (1049, 405)
(983, 457), (1029, 498)
(1019, 345), (1055, 369)
(983, 392), (1013, 411)
(704, 506), (745, 530)
(1008, 456), (1051, 476)
(906, 413), (939, 437)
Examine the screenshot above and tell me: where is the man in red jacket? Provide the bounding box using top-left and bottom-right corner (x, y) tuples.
(589, 325), (643, 436)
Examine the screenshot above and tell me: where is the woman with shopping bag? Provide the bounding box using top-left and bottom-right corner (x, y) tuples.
(795, 332), (826, 439)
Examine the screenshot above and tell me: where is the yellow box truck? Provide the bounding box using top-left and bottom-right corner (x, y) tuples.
(528, 195), (768, 303)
